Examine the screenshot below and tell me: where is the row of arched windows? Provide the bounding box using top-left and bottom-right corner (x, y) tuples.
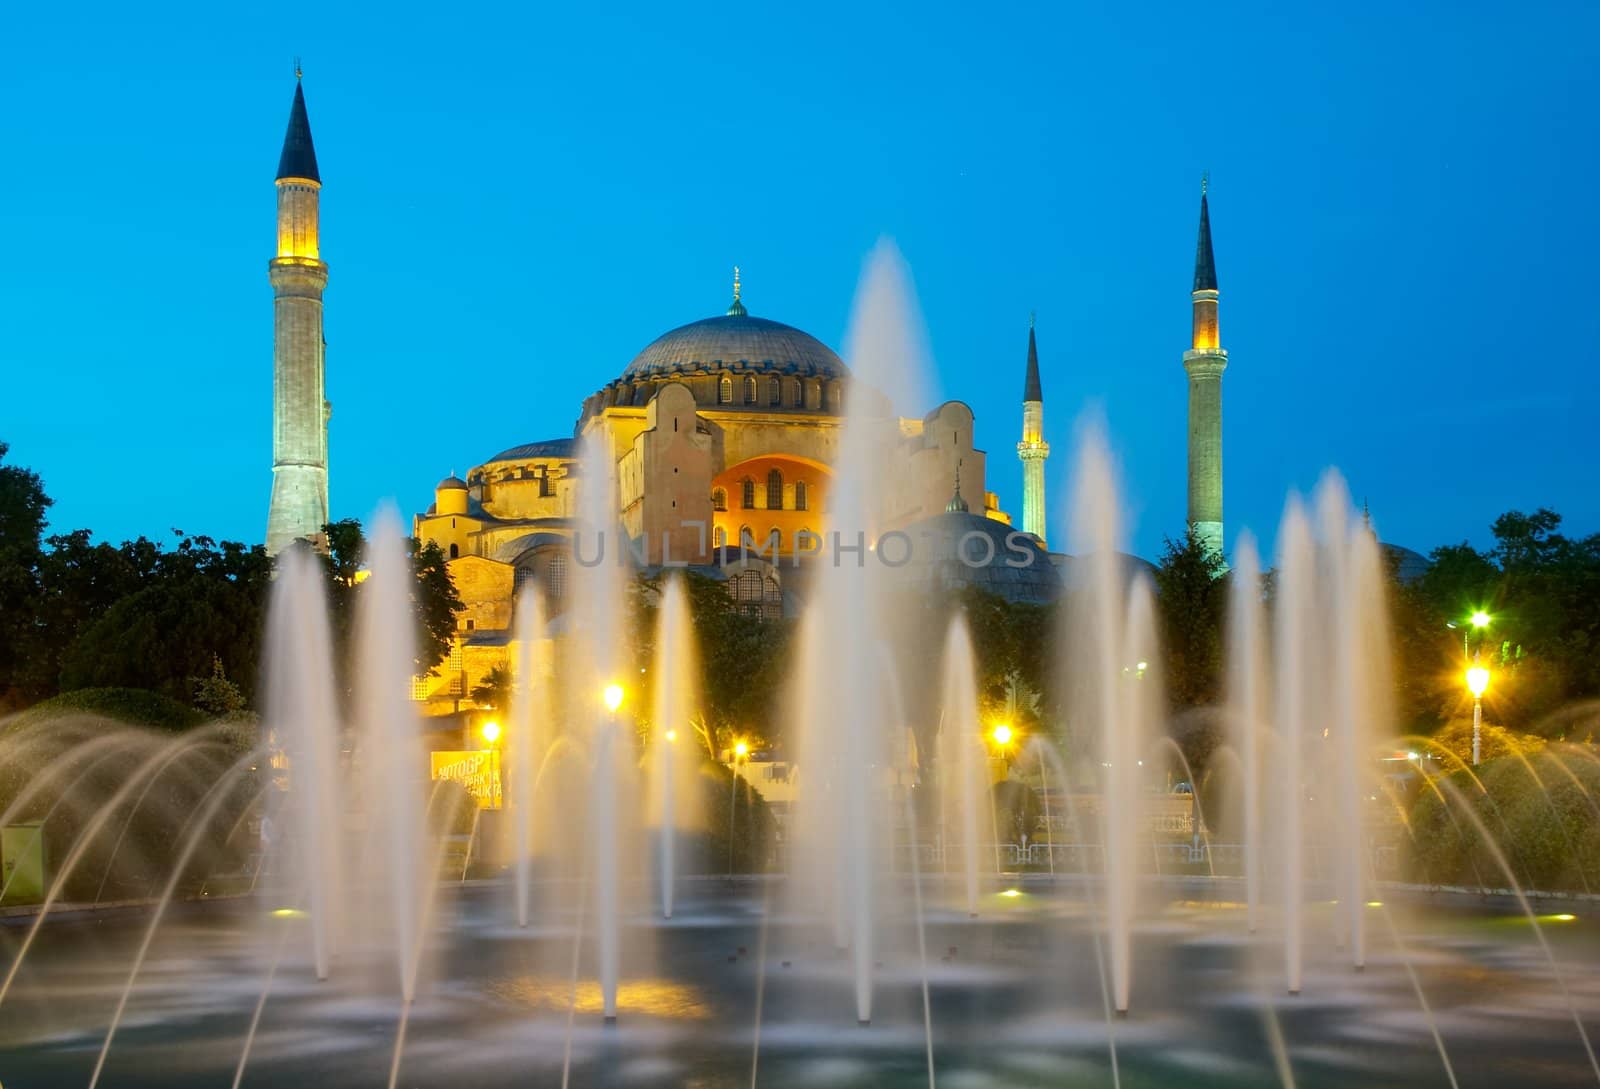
(713, 526), (817, 552)
(715, 374), (829, 409)
(728, 470), (808, 511)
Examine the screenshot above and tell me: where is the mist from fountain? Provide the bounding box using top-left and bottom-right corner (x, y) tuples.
(647, 575), (702, 920)
(938, 615), (987, 917)
(265, 546), (342, 978)
(352, 506), (430, 1003)
(786, 239), (927, 1025)
(1226, 533), (1266, 932)
(1062, 425), (1163, 1016)
(509, 585), (551, 929)
(569, 428), (639, 1021)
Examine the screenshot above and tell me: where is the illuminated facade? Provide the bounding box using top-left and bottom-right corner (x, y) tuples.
(249, 81), (1228, 710)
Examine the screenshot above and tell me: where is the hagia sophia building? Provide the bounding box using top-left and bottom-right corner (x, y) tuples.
(264, 78), (1230, 716)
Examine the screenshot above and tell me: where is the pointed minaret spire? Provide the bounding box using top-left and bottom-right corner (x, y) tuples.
(726, 265), (747, 316)
(1193, 174), (1217, 293)
(1183, 176), (1228, 561)
(1017, 315), (1049, 543)
(1022, 317), (1043, 403)
(276, 76), (321, 183)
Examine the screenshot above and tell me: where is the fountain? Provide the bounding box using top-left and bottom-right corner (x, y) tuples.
(647, 574), (703, 920)
(937, 615), (988, 917)
(3, 245), (1600, 1089)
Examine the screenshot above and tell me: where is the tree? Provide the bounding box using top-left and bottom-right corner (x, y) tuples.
(318, 519), (464, 680)
(0, 441), (51, 706)
(58, 535), (271, 702)
(470, 665), (512, 710)
(630, 570), (792, 754)
(191, 655), (248, 717)
(1153, 528), (1227, 711)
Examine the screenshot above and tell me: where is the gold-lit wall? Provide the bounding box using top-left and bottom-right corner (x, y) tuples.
(710, 454), (833, 555)
(275, 179), (320, 260)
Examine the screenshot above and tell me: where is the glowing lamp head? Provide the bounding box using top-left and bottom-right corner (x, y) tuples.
(990, 724), (1013, 746)
(665, 729), (677, 743)
(481, 721), (501, 744)
(734, 740), (749, 758)
(1466, 665), (1490, 698)
(603, 684), (625, 713)
(1470, 610), (1492, 629)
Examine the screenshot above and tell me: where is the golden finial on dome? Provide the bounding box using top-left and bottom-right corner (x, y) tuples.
(1201, 170), (1208, 197)
(294, 57), (303, 81)
(733, 265), (741, 302)
(727, 265), (747, 316)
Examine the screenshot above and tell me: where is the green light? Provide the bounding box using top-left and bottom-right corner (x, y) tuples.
(1470, 610), (1491, 629)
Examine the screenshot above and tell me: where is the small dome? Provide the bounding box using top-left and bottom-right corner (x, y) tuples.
(622, 312), (847, 383)
(891, 511), (1061, 605)
(436, 475), (468, 491)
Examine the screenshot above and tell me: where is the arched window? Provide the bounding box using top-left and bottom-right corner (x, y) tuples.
(767, 469), (783, 510)
(743, 375), (757, 404)
(741, 478), (755, 509)
(768, 377), (782, 405)
(789, 378), (803, 407)
(794, 480), (808, 511)
(448, 542), (459, 559)
(712, 487), (727, 511)
(713, 526), (727, 549)
(547, 552), (568, 601)
(739, 525), (754, 547)
(718, 376), (732, 404)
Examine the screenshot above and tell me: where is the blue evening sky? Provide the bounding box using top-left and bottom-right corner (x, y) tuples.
(2, 1), (1596, 562)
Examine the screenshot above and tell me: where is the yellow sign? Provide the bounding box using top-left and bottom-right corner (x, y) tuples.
(430, 750), (502, 809)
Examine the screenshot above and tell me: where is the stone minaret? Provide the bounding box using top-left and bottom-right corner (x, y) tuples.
(1016, 315), (1048, 542)
(266, 73), (330, 555)
(1183, 177), (1227, 557)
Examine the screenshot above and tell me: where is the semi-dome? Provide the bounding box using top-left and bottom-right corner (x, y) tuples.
(622, 312), (847, 383)
(891, 511), (1061, 605)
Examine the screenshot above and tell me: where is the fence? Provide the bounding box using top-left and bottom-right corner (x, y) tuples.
(896, 841), (1401, 878)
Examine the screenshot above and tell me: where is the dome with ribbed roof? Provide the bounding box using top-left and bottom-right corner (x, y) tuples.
(622, 312), (847, 383)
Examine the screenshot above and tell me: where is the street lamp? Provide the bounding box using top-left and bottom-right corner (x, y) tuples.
(990, 723), (1014, 747)
(1467, 665), (1490, 765)
(603, 683), (625, 713)
(1470, 610), (1491, 630)
(728, 739), (749, 879)
(480, 720), (502, 808)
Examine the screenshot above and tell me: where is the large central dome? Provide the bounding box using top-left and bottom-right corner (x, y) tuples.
(622, 312), (847, 383)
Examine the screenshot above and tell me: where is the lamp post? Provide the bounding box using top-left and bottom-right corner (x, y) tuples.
(1467, 665), (1490, 766)
(728, 740), (748, 879)
(480, 719), (502, 809)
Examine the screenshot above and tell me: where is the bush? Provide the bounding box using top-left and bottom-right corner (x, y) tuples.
(4, 687), (204, 735)
(0, 716), (257, 905)
(1427, 717), (1546, 767)
(1407, 747), (1600, 893)
(697, 761), (776, 873)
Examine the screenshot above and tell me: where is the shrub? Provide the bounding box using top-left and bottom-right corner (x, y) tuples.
(4, 687), (204, 735)
(1407, 746), (1600, 893)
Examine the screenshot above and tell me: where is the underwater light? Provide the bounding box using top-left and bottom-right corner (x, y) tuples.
(1000, 888), (1022, 898)
(271, 908), (306, 919)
